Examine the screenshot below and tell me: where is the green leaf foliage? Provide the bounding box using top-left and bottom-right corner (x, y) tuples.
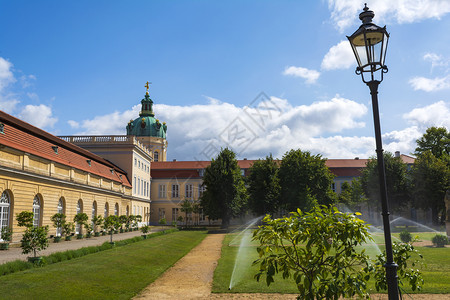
(411, 151), (450, 225)
(414, 126), (450, 159)
(360, 152), (410, 213)
(16, 211), (34, 228)
(20, 225), (49, 258)
(252, 206), (372, 299)
(50, 213), (66, 229)
(372, 239), (424, 292)
(247, 154), (281, 216)
(200, 148), (247, 228)
(279, 149), (335, 212)
(431, 234), (448, 247)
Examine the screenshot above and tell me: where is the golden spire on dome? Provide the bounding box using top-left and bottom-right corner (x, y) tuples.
(144, 81), (152, 95)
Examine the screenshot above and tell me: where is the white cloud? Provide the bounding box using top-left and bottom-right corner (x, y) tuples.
(0, 57), (15, 92)
(67, 120), (80, 129)
(328, 0), (450, 32)
(72, 95), (368, 160)
(19, 104), (58, 129)
(0, 99), (20, 114)
(321, 40), (355, 70)
(409, 75), (450, 92)
(423, 53), (448, 70)
(403, 100), (450, 128)
(283, 66), (320, 84)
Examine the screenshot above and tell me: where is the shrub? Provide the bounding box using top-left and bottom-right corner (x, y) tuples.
(159, 218), (167, 225)
(399, 230), (412, 243)
(1, 226), (13, 242)
(431, 234), (448, 247)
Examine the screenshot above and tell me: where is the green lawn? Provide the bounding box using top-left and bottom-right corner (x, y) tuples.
(0, 231), (207, 299)
(213, 231), (450, 295)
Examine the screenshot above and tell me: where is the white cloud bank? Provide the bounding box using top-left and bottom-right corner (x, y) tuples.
(70, 96), (448, 161)
(409, 75), (450, 92)
(328, 0), (450, 32)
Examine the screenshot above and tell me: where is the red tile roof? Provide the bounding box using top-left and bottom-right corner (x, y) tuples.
(0, 110), (131, 187)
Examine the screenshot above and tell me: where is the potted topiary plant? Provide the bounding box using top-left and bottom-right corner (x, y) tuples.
(63, 222), (75, 241)
(84, 223), (93, 238)
(16, 211), (49, 265)
(399, 230), (412, 243)
(0, 226), (13, 250)
(92, 215), (103, 237)
(73, 212), (88, 239)
(50, 213), (66, 243)
(159, 217), (167, 225)
(104, 215), (120, 245)
(135, 215), (142, 230)
(140, 224), (150, 239)
(119, 215), (127, 233)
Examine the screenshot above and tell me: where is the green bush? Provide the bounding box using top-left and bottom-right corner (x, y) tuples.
(159, 218), (167, 225)
(399, 230), (412, 243)
(431, 234), (449, 247)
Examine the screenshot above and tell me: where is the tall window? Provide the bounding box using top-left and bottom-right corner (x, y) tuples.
(114, 203), (119, 216)
(104, 202), (109, 218)
(133, 176), (136, 194)
(331, 182), (336, 193)
(185, 184), (193, 199)
(154, 151), (159, 162)
(126, 205), (129, 217)
(92, 201), (97, 224)
(199, 209), (206, 222)
(158, 208), (165, 220)
(172, 208), (179, 221)
(147, 182), (150, 197)
(172, 184), (179, 198)
(76, 200), (83, 234)
(138, 178), (141, 195)
(56, 198), (64, 236)
(159, 184), (166, 198)
(32, 195), (41, 227)
(198, 184), (206, 198)
(57, 198), (64, 214)
(0, 191), (11, 236)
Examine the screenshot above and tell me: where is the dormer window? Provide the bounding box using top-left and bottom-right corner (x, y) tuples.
(0, 122), (4, 134)
(87, 159), (91, 166)
(52, 146), (58, 154)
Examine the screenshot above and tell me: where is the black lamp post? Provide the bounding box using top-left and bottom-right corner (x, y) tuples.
(347, 4), (399, 300)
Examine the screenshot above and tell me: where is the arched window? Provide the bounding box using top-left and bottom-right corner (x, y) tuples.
(104, 203), (109, 218)
(76, 199), (83, 234)
(0, 191), (11, 236)
(154, 151), (159, 162)
(126, 205), (129, 217)
(57, 198), (64, 214)
(92, 201), (97, 224)
(33, 195), (41, 227)
(114, 203), (119, 216)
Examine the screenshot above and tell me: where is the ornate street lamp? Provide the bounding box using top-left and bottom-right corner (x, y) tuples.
(347, 4), (399, 300)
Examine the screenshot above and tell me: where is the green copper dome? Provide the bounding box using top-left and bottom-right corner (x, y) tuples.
(126, 93), (167, 138)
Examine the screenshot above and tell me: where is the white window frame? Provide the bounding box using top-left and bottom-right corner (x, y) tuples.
(0, 191), (11, 239)
(171, 184), (179, 198)
(159, 184), (166, 198)
(185, 184), (193, 199)
(33, 195), (41, 227)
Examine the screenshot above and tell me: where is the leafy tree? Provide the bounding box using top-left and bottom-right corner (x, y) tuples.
(414, 126), (450, 159)
(16, 211), (34, 228)
(411, 151), (450, 224)
(16, 211), (49, 258)
(92, 215), (103, 234)
(103, 215), (120, 243)
(200, 148), (248, 228)
(73, 213), (89, 236)
(338, 178), (367, 209)
(253, 206), (424, 299)
(253, 206), (373, 299)
(118, 215), (128, 230)
(50, 213), (66, 237)
(278, 149), (335, 212)
(247, 154), (281, 216)
(360, 152), (410, 213)
(180, 199), (193, 226)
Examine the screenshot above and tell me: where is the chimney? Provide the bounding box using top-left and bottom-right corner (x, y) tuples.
(354, 157), (359, 160)
(395, 151), (400, 158)
(243, 158), (247, 160)
(173, 159), (177, 162)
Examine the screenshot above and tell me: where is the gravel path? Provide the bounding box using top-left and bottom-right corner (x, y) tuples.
(0, 228), (165, 264)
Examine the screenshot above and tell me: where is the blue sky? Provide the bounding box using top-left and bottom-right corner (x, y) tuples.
(1, 0), (449, 161)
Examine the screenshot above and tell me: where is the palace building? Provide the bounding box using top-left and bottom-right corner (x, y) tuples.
(0, 84), (421, 243)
